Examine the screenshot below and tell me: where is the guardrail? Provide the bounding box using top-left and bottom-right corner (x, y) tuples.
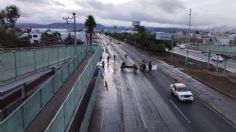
(199, 44), (236, 55)
(79, 69), (101, 132)
(0, 45), (88, 132)
(45, 45), (101, 132)
(0, 45), (84, 82)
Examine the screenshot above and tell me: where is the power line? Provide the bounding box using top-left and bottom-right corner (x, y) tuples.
(63, 17), (73, 24)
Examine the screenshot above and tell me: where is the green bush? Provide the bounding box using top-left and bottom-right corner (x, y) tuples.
(0, 28), (30, 48)
(107, 31), (176, 54)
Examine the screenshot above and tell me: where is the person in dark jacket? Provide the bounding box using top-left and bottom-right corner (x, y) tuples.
(107, 56), (110, 65)
(114, 55), (116, 61)
(102, 61), (105, 69)
(148, 61), (152, 72)
(125, 54), (127, 59)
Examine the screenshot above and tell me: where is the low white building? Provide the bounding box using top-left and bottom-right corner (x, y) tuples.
(30, 32), (41, 44)
(216, 34), (236, 45)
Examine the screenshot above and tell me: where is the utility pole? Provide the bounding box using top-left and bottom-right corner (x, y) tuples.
(188, 8), (192, 45)
(73, 13), (76, 45)
(186, 8), (192, 64)
(171, 34), (174, 64)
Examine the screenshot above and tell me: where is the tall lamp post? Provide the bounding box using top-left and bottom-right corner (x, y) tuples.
(73, 13), (76, 45)
(171, 34), (174, 64)
(186, 8), (192, 64)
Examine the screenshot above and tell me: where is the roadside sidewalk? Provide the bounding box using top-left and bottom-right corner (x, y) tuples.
(155, 58), (236, 127)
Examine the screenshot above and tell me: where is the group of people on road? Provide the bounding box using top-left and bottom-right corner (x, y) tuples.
(101, 52), (153, 77)
(139, 59), (152, 72)
(106, 54), (116, 65)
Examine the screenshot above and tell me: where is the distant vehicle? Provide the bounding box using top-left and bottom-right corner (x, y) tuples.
(179, 44), (186, 49)
(97, 61), (103, 68)
(170, 83), (194, 102)
(211, 55), (224, 62)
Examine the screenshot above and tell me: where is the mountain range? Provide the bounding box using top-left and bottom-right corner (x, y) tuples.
(16, 23), (198, 33)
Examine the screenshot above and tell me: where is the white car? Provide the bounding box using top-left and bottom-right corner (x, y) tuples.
(170, 83), (194, 102)
(211, 55), (224, 62)
(179, 44), (186, 49)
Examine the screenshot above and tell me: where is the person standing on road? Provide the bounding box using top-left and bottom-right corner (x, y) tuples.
(148, 61), (152, 73)
(125, 54), (127, 59)
(133, 64), (138, 73)
(104, 81), (108, 91)
(102, 61), (105, 69)
(143, 63), (146, 72)
(141, 59), (146, 72)
(107, 56), (110, 65)
(114, 55), (116, 61)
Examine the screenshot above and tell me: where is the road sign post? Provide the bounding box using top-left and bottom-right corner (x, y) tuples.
(185, 49), (189, 64)
(171, 35), (173, 64)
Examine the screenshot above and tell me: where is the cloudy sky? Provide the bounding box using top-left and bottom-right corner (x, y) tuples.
(0, 0), (235, 28)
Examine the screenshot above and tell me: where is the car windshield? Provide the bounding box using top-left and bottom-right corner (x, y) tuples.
(177, 87), (189, 92)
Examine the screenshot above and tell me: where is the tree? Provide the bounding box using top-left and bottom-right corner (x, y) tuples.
(0, 10), (6, 27)
(5, 5), (20, 28)
(0, 5), (29, 48)
(41, 30), (62, 45)
(134, 25), (146, 33)
(52, 31), (62, 43)
(0, 28), (30, 48)
(0, 5), (20, 28)
(85, 15), (96, 44)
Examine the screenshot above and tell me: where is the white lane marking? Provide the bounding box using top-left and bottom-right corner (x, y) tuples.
(170, 99), (191, 124)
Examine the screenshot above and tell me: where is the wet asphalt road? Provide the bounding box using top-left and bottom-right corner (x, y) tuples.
(88, 35), (236, 132)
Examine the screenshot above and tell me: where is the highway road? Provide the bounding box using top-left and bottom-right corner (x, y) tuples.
(88, 35), (236, 132)
(172, 47), (236, 73)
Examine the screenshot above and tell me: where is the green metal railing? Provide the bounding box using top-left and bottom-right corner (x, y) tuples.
(199, 44), (236, 55)
(79, 70), (101, 132)
(45, 46), (101, 132)
(0, 45), (84, 82)
(0, 45), (88, 132)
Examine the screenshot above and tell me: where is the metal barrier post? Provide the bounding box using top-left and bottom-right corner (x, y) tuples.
(13, 50), (17, 79)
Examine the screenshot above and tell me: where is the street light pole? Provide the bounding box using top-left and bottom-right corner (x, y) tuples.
(188, 8), (192, 45)
(73, 13), (76, 45)
(171, 34), (174, 64)
(186, 8), (192, 64)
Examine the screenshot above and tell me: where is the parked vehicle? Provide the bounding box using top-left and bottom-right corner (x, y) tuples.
(179, 44), (186, 49)
(170, 83), (194, 102)
(211, 55), (224, 62)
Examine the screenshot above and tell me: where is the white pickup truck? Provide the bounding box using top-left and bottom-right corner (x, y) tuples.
(170, 83), (194, 102)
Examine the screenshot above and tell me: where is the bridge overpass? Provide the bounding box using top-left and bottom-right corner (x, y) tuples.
(199, 44), (236, 72)
(0, 44), (102, 132)
(199, 44), (236, 56)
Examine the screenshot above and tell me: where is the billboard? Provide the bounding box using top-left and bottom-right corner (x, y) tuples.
(132, 21), (140, 26)
(156, 32), (172, 40)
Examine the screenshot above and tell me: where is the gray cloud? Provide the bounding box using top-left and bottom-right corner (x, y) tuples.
(16, 0), (49, 4)
(158, 0), (185, 13)
(51, 0), (66, 7)
(2, 0), (236, 27)
(74, 0), (187, 25)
